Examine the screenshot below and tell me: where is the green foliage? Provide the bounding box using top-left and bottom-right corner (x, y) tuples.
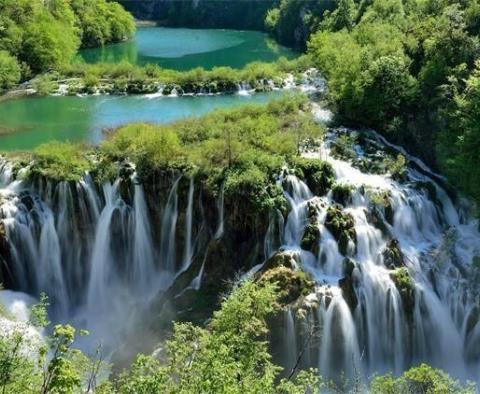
(0, 51), (20, 91)
(0, 0), (134, 82)
(71, 0), (135, 48)
(386, 154), (407, 181)
(116, 280), (320, 393)
(440, 60), (480, 202)
(263, 0), (334, 48)
(306, 0), (480, 205)
(57, 56), (313, 96)
(370, 363), (476, 394)
(31, 74), (59, 95)
(0, 285), (477, 393)
(100, 95), (323, 212)
(320, 0), (358, 32)
(33, 142), (93, 181)
(29, 292), (50, 328)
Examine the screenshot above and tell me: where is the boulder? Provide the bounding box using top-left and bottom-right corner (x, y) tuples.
(382, 239), (405, 268)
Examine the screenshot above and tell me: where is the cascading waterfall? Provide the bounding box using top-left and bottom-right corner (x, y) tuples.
(0, 166), (201, 355)
(266, 129), (480, 383)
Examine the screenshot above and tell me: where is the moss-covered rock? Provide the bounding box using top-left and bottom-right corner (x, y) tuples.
(290, 157), (335, 196)
(368, 190), (394, 225)
(324, 204), (356, 255)
(258, 266), (314, 307)
(339, 257), (357, 311)
(300, 223), (321, 255)
(382, 239), (405, 269)
(390, 268), (415, 316)
(262, 251), (298, 272)
(331, 183), (353, 206)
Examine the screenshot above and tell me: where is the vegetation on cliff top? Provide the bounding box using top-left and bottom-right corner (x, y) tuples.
(14, 95), (324, 213)
(40, 55), (313, 96)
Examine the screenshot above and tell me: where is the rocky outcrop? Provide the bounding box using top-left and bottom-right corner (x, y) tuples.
(390, 268), (415, 317)
(339, 258), (357, 311)
(256, 251), (314, 308)
(324, 204), (356, 255)
(382, 239), (405, 269)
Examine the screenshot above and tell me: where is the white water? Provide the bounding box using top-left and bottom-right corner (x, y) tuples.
(266, 130), (480, 382)
(0, 167), (200, 356)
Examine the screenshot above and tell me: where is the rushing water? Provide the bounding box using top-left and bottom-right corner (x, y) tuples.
(264, 126), (480, 383)
(0, 91), (283, 151)
(1, 103), (480, 383)
(77, 27), (296, 70)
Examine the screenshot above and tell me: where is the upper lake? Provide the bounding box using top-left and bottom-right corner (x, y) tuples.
(77, 27), (296, 70)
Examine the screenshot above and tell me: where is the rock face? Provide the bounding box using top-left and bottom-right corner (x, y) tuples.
(382, 239), (405, 269)
(339, 258), (357, 311)
(300, 223), (321, 256)
(390, 268), (415, 317)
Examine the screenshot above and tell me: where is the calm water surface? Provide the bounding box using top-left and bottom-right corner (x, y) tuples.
(78, 27), (296, 70)
(0, 92), (285, 151)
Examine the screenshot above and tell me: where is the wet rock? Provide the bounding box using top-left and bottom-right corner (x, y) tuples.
(390, 268), (415, 316)
(291, 157), (335, 196)
(261, 251), (298, 272)
(331, 183), (353, 206)
(382, 239), (405, 269)
(339, 258), (357, 311)
(324, 204), (356, 255)
(258, 265), (314, 307)
(300, 223), (321, 256)
(365, 207), (390, 236)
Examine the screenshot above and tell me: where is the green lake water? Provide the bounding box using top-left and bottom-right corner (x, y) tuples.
(0, 92), (285, 151)
(78, 27), (296, 70)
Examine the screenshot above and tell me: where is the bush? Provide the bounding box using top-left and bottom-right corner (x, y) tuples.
(370, 363), (476, 394)
(33, 142), (93, 181)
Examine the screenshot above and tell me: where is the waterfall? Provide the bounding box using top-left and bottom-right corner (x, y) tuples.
(181, 178), (195, 273)
(268, 129), (480, 383)
(159, 176), (181, 275)
(214, 183), (225, 240)
(0, 167), (191, 355)
(1, 108), (480, 383)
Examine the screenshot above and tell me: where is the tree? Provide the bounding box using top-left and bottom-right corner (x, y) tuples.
(116, 281), (321, 394)
(0, 50), (20, 91)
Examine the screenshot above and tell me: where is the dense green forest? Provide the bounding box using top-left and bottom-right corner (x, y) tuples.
(119, 0), (275, 31)
(0, 0), (135, 87)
